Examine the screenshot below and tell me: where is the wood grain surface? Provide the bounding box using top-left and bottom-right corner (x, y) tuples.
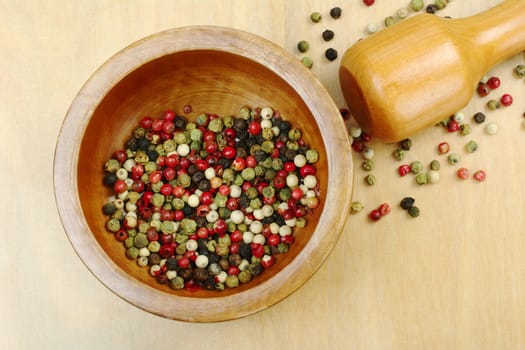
(2, 0), (524, 349)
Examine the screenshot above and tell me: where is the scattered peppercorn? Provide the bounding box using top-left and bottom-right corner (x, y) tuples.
(487, 99), (501, 110)
(426, 4), (439, 14)
(487, 76), (501, 89)
(473, 170), (487, 182)
(457, 167), (470, 180)
(297, 40), (310, 53)
(447, 153), (460, 165)
(500, 93), (513, 106)
(363, 0), (375, 6)
(399, 138), (413, 151)
(365, 174), (376, 186)
(325, 48), (338, 61)
(465, 140), (478, 153)
(351, 201), (365, 214)
(400, 197), (415, 210)
(310, 12), (322, 23)
(514, 64), (525, 78)
(410, 0), (424, 12)
(322, 29), (335, 41)
(407, 206), (420, 217)
(330, 7), (342, 19)
(384, 16), (395, 27)
(473, 112), (486, 124)
(301, 56), (314, 69)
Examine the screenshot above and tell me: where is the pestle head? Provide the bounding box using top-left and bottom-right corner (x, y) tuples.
(339, 14), (477, 143)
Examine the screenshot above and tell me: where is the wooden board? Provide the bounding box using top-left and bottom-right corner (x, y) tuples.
(2, 0), (524, 348)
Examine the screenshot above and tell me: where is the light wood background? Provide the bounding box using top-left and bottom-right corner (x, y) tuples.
(2, 0), (524, 349)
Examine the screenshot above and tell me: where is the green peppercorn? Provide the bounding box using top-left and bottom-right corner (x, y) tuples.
(169, 276), (185, 290)
(514, 64), (525, 78)
(465, 140), (478, 153)
(351, 201), (365, 214)
(365, 174), (376, 186)
(134, 233), (148, 248)
(430, 160), (440, 171)
(126, 247), (139, 259)
(297, 40), (310, 53)
(384, 16), (395, 27)
(238, 270), (252, 284)
(459, 123), (471, 135)
(248, 262), (264, 276)
(306, 149), (319, 163)
(487, 99), (500, 110)
(410, 160), (423, 174)
(392, 148), (405, 161)
(448, 153), (460, 165)
(415, 173), (428, 185)
(180, 218), (197, 234)
(434, 0), (447, 10)
(362, 159), (374, 171)
(408, 206), (420, 217)
(225, 275), (239, 288)
(104, 159), (120, 173)
(301, 56), (313, 69)
(288, 128), (302, 141)
(106, 218), (121, 232)
(410, 0), (424, 11)
(310, 12), (322, 23)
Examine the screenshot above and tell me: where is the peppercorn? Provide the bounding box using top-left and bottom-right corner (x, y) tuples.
(427, 170), (440, 184)
(365, 174), (376, 186)
(426, 4), (439, 13)
(415, 173), (428, 185)
(362, 159), (374, 171)
(399, 138), (413, 151)
(410, 160), (423, 174)
(407, 206), (420, 217)
(322, 29), (335, 41)
(225, 275), (239, 288)
(384, 16), (395, 27)
(514, 64), (525, 78)
(351, 201), (365, 214)
(297, 40), (310, 53)
(487, 99), (500, 110)
(410, 0), (424, 11)
(238, 270), (252, 284)
(473, 112), (486, 124)
(330, 6), (342, 19)
(459, 123), (471, 135)
(434, 0), (447, 10)
(400, 197), (415, 210)
(392, 148), (405, 161)
(485, 122), (499, 135)
(465, 140), (478, 153)
(397, 7), (409, 19)
(447, 153), (460, 165)
(325, 48), (338, 61)
(430, 160), (440, 171)
(310, 12), (322, 23)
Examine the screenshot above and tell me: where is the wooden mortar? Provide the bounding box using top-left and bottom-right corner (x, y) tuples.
(339, 0), (525, 142)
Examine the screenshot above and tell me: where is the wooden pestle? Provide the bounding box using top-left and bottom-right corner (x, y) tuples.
(339, 0), (525, 142)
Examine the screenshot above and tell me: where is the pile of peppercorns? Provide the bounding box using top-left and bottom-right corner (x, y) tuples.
(101, 106), (321, 291)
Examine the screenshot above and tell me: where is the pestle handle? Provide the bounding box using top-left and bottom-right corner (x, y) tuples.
(455, 0), (525, 77)
(339, 0), (525, 142)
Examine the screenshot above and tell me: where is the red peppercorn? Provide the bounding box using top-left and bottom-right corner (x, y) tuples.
(398, 164), (411, 177)
(477, 82), (490, 97)
(299, 164), (316, 177)
(245, 155), (257, 168)
(230, 230), (243, 243)
(229, 242), (240, 254)
(260, 255), (275, 269)
(232, 157), (246, 171)
(115, 229), (129, 241)
(267, 234), (281, 246)
(281, 235), (294, 245)
(438, 141), (450, 154)
(113, 179), (127, 193)
(351, 140), (366, 153)
(113, 150), (127, 164)
(291, 187), (304, 201)
(227, 266), (240, 276)
(149, 170), (162, 184)
(213, 219), (227, 235)
(160, 183), (173, 196)
(183, 104), (192, 114)
(139, 116), (153, 129)
(131, 179), (145, 193)
(162, 109), (175, 121)
(369, 209), (381, 221)
(363, 0), (374, 6)
(177, 256), (190, 269)
(379, 203), (391, 217)
(251, 243), (265, 258)
(160, 233), (173, 244)
(283, 161), (296, 172)
(487, 76), (501, 89)
(226, 197), (239, 210)
(457, 167), (470, 180)
(473, 170), (486, 182)
(248, 121), (262, 135)
(500, 93), (513, 106)
(447, 119), (459, 132)
(222, 145), (236, 159)
(159, 244), (175, 258)
(151, 118), (164, 132)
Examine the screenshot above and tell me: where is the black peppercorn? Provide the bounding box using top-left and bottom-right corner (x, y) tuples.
(165, 257), (178, 270)
(137, 137), (150, 150)
(325, 48), (338, 61)
(239, 243), (252, 259)
(426, 4), (439, 13)
(146, 149), (158, 161)
(102, 173), (117, 187)
(148, 253), (162, 266)
(330, 6), (342, 19)
(399, 138), (412, 151)
(322, 29), (335, 41)
(473, 112), (486, 124)
(174, 115), (187, 129)
(193, 268), (209, 282)
(400, 197), (415, 210)
(248, 262), (264, 276)
(125, 137), (138, 151)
